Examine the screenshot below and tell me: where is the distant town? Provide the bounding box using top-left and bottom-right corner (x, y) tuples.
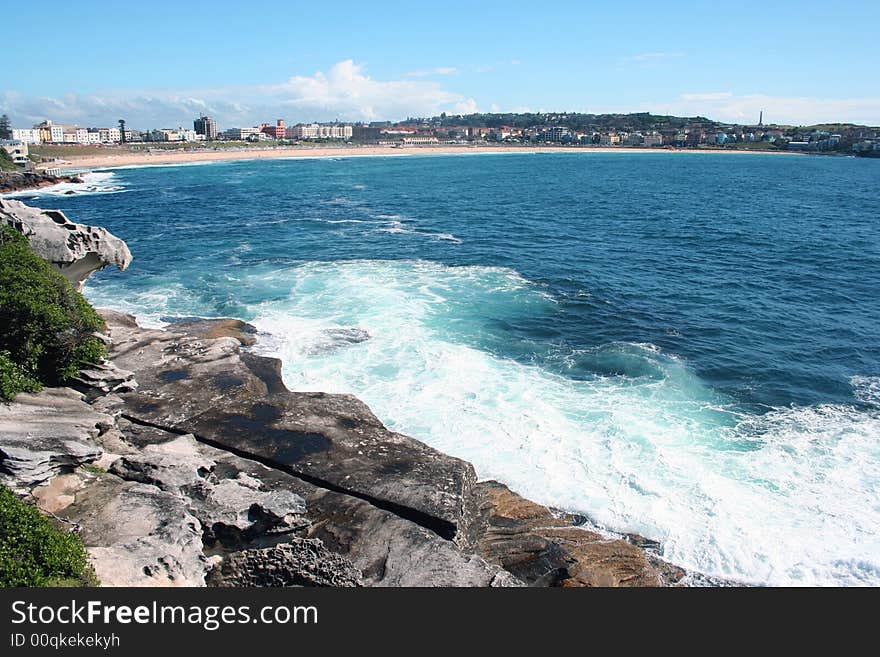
(2, 110), (880, 170)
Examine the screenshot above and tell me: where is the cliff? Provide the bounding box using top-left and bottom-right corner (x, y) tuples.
(0, 200), (686, 587)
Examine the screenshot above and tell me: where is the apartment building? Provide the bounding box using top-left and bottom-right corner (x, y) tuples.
(260, 119), (286, 139)
(193, 114), (218, 140)
(287, 123), (353, 139)
(11, 128), (40, 144)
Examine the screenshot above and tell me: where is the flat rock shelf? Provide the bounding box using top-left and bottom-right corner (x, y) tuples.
(0, 309), (689, 587)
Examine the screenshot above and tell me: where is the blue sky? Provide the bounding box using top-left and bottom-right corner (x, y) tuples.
(3, 0), (879, 128)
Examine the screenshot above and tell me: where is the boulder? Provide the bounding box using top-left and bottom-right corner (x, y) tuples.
(168, 318), (259, 346)
(0, 198), (131, 290)
(83, 311), (688, 587)
(0, 388), (105, 490)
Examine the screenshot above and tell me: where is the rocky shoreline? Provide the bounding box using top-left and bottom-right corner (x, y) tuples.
(0, 197), (691, 587)
(0, 170), (83, 194)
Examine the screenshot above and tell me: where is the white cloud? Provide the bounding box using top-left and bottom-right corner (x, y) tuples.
(407, 66), (457, 77)
(453, 98), (479, 114)
(0, 60), (477, 129)
(662, 92), (880, 125)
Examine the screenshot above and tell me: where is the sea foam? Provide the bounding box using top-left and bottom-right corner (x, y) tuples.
(2, 171), (124, 198)
(240, 259), (880, 586)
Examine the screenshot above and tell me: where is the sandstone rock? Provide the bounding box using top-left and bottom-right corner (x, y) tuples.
(76, 311), (687, 588)
(207, 539), (363, 587)
(0, 388), (105, 490)
(109, 443), (216, 492)
(470, 481), (685, 587)
(30, 472), (89, 514)
(104, 416), (512, 586)
(203, 449), (515, 587)
(59, 477), (206, 586)
(69, 358), (137, 400)
(109, 434), (308, 547)
(97, 308), (139, 329)
(101, 310), (480, 542)
(168, 318), (258, 346)
(0, 198), (131, 290)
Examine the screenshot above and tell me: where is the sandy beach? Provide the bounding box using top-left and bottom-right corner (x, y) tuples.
(46, 144), (794, 171)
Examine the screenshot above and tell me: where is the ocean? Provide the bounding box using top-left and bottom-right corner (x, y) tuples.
(11, 151), (880, 585)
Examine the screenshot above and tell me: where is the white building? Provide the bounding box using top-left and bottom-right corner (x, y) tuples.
(325, 124), (352, 139)
(1, 140), (30, 166)
(221, 127), (263, 140)
(87, 130), (102, 144)
(11, 129), (41, 144)
(289, 123), (319, 139)
(287, 123), (353, 140)
(62, 127), (90, 144)
(402, 136), (439, 145)
(32, 121), (65, 143)
(98, 127), (121, 143)
(151, 128), (200, 142)
(49, 124), (64, 143)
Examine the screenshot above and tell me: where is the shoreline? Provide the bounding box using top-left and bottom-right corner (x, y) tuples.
(46, 143), (802, 171)
(0, 170), (83, 193)
(0, 192), (696, 586)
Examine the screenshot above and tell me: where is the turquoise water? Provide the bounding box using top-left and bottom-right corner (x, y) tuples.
(12, 152), (880, 585)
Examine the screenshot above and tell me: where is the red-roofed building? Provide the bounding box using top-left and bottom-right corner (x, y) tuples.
(260, 119), (286, 139)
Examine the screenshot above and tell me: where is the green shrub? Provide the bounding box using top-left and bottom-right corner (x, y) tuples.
(0, 148), (16, 172)
(0, 351), (41, 400)
(0, 226), (106, 401)
(0, 485), (98, 587)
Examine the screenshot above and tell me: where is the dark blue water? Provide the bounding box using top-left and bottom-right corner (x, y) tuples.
(15, 152), (880, 585)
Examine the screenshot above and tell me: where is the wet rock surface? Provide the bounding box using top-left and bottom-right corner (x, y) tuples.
(0, 171), (81, 194)
(470, 481), (686, 587)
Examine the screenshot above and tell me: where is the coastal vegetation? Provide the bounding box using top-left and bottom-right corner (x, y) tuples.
(31, 140), (288, 160)
(0, 148), (17, 172)
(30, 144), (110, 159)
(0, 226), (106, 401)
(0, 484), (98, 587)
